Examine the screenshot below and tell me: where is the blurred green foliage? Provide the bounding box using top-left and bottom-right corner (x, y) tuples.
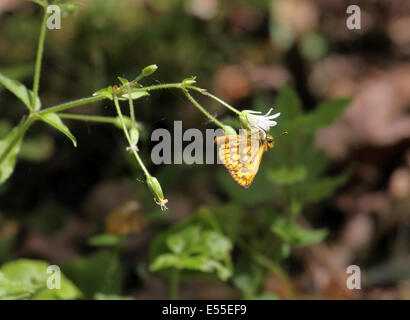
(0, 259), (81, 299)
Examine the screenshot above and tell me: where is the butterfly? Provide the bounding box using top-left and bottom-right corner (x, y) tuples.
(215, 130), (286, 188)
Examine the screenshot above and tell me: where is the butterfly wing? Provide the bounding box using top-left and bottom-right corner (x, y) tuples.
(215, 132), (266, 188)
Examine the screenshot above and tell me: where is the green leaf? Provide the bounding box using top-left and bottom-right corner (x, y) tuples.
(275, 84), (302, 125)
(182, 76), (197, 86)
(93, 87), (148, 101)
(150, 225), (233, 281)
(267, 165), (307, 185)
(0, 271), (39, 299)
(304, 98), (352, 133)
(0, 72), (41, 111)
(150, 253), (180, 271)
(0, 124), (24, 185)
(117, 76), (128, 85)
(93, 87), (114, 100)
(88, 234), (121, 247)
(203, 230), (232, 260)
(271, 218), (327, 247)
(0, 259), (82, 300)
(37, 113), (77, 147)
(118, 90), (149, 101)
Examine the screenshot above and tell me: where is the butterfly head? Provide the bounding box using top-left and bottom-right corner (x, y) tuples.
(265, 134), (274, 149)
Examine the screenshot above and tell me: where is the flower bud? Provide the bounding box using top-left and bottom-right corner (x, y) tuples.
(146, 176), (168, 211)
(141, 64), (158, 78)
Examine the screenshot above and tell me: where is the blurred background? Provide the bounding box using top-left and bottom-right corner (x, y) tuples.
(0, 0), (409, 300)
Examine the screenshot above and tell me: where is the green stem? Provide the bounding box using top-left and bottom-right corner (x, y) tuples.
(188, 87), (241, 115)
(113, 96), (131, 144)
(131, 148), (150, 178)
(32, 6), (48, 110)
(38, 95), (106, 115)
(182, 89), (226, 129)
(113, 96), (150, 178)
(0, 116), (35, 165)
(58, 113), (119, 125)
(169, 269), (180, 300)
(127, 84), (136, 129)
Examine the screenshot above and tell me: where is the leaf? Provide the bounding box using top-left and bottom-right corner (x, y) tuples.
(92, 87), (148, 101)
(150, 253), (180, 271)
(0, 259), (82, 300)
(0, 271), (39, 300)
(150, 225), (233, 281)
(37, 113), (77, 147)
(203, 230), (232, 260)
(0, 124), (24, 185)
(271, 218), (327, 247)
(267, 165), (307, 185)
(0, 72), (41, 111)
(118, 90), (149, 101)
(93, 87), (114, 100)
(117, 77), (128, 85)
(182, 76), (197, 86)
(304, 98), (352, 133)
(88, 234), (121, 247)
(275, 83), (302, 125)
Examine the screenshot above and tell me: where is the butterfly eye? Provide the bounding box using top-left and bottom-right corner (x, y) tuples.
(267, 138), (273, 143)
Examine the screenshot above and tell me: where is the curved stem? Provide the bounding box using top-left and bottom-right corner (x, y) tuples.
(113, 96), (131, 144)
(127, 84), (136, 130)
(113, 96), (151, 178)
(182, 89), (226, 129)
(188, 86), (241, 115)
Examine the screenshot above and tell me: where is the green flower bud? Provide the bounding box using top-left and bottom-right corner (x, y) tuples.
(141, 64), (158, 77)
(223, 125), (237, 135)
(182, 76), (197, 86)
(146, 176), (168, 211)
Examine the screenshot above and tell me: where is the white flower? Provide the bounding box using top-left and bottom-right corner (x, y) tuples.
(240, 108), (280, 137)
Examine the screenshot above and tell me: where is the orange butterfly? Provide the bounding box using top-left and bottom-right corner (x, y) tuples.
(215, 130), (287, 188)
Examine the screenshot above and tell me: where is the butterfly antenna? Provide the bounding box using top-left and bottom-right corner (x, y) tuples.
(274, 131), (288, 139)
